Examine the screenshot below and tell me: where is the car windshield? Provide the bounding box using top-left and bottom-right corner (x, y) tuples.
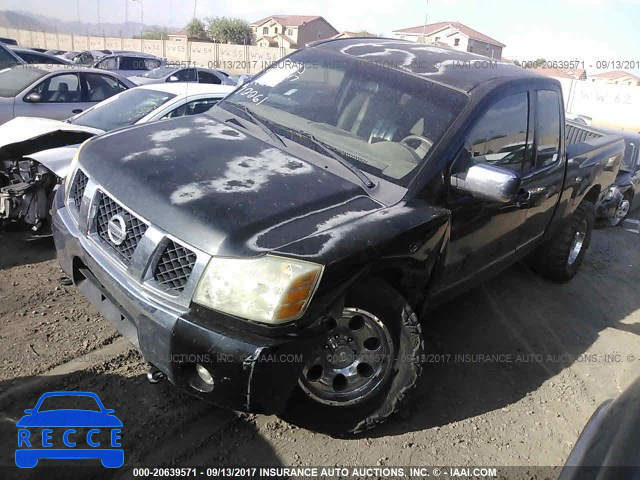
(71, 88), (176, 131)
(142, 66), (177, 79)
(621, 140), (638, 172)
(38, 395), (101, 412)
(219, 49), (468, 187)
(0, 67), (46, 97)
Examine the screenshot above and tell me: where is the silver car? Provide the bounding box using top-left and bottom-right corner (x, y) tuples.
(129, 65), (235, 86)
(0, 64), (136, 124)
(93, 52), (164, 78)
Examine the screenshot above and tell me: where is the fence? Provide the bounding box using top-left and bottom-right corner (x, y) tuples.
(552, 77), (640, 132)
(0, 25), (291, 74)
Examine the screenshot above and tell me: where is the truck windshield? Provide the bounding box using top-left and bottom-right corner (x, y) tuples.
(219, 50), (468, 187)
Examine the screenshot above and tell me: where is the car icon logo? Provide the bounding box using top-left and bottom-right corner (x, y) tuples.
(107, 214), (127, 246)
(15, 391), (124, 468)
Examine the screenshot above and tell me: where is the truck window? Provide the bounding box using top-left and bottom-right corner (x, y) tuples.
(452, 92), (530, 174)
(536, 90), (561, 168)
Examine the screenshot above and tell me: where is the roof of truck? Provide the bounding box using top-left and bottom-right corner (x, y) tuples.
(312, 38), (551, 93)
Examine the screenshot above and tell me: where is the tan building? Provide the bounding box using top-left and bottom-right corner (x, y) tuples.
(330, 31), (376, 40)
(392, 21), (505, 59)
(250, 15), (338, 48)
(590, 71), (640, 86)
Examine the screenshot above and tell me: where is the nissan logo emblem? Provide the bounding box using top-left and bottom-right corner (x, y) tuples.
(107, 214), (127, 246)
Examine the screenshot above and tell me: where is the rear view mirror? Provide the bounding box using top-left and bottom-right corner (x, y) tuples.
(451, 163), (521, 203)
(25, 93), (42, 103)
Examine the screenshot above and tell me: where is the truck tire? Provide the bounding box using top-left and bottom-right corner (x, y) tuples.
(527, 200), (595, 282)
(283, 278), (424, 436)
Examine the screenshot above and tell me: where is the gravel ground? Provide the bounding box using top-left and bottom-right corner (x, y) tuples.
(1, 218), (640, 479)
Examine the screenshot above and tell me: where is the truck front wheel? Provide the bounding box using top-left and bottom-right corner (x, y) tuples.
(527, 200), (595, 282)
(283, 278), (424, 435)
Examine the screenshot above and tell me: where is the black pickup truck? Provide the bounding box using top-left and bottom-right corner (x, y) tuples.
(52, 38), (623, 434)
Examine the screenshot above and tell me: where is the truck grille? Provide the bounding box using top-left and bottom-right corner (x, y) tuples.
(71, 170), (88, 211)
(153, 240), (197, 292)
(95, 192), (148, 263)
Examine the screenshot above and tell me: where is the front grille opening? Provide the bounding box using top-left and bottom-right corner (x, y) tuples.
(153, 240), (197, 292)
(71, 170), (88, 211)
(95, 192), (148, 263)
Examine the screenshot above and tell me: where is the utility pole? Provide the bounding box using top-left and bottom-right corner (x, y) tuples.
(193, 0), (198, 22)
(125, 0), (129, 32)
(76, 0), (81, 23)
(422, 0), (429, 43)
(97, 0), (101, 34)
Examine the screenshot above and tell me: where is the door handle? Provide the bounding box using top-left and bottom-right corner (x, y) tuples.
(72, 109), (83, 114)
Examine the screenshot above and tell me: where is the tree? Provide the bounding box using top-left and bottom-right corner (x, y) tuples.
(185, 18), (208, 41)
(137, 26), (170, 40)
(206, 17), (252, 45)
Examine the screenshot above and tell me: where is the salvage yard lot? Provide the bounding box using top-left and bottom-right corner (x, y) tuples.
(1, 222), (640, 475)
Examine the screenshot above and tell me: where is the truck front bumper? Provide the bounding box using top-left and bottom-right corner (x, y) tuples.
(52, 189), (320, 414)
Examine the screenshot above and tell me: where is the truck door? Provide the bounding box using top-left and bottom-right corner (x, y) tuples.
(439, 91), (532, 290)
(516, 89), (564, 249)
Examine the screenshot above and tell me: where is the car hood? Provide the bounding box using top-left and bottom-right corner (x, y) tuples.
(78, 115), (384, 258)
(129, 76), (157, 85)
(16, 410), (123, 428)
(0, 117), (103, 176)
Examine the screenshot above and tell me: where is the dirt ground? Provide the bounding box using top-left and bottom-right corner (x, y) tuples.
(1, 216), (640, 479)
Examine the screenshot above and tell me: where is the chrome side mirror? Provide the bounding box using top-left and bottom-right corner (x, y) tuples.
(25, 92), (42, 103)
(451, 163), (521, 203)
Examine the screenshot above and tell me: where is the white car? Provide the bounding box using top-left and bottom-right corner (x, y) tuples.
(0, 82), (235, 230)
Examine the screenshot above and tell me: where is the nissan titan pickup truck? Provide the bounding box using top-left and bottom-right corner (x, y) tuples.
(52, 38), (624, 435)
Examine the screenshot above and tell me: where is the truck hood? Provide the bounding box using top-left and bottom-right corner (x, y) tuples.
(79, 115), (383, 258)
(0, 117), (103, 177)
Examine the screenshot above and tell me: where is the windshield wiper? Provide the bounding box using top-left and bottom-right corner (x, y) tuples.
(224, 101), (285, 147)
(289, 128), (375, 189)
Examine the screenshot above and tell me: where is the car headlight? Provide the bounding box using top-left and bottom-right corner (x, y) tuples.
(604, 186), (619, 201)
(193, 254), (323, 325)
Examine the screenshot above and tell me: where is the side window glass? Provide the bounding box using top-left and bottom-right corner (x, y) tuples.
(175, 69), (197, 82)
(536, 90), (561, 168)
(83, 73), (121, 102)
(97, 57), (117, 70)
(452, 93), (529, 175)
(161, 103), (187, 120)
(33, 73), (81, 103)
(198, 71), (221, 85)
(185, 98), (219, 115)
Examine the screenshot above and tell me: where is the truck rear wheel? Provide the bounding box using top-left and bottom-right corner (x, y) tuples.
(283, 278), (424, 435)
(527, 200), (594, 282)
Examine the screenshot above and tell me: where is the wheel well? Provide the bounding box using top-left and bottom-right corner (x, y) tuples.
(583, 186), (601, 205)
(372, 267), (424, 308)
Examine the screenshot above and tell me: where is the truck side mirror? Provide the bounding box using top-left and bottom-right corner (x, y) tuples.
(451, 163), (521, 203)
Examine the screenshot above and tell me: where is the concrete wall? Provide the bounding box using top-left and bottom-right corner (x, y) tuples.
(555, 77), (640, 131)
(0, 25), (287, 74)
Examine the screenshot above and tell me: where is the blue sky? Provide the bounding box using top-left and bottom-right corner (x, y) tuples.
(4, 0), (639, 73)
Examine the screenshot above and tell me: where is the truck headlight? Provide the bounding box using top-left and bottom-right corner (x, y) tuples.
(604, 186), (619, 201)
(193, 255), (323, 324)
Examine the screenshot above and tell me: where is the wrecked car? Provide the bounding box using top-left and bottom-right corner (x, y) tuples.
(593, 129), (640, 226)
(0, 83), (234, 231)
(52, 38), (623, 434)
